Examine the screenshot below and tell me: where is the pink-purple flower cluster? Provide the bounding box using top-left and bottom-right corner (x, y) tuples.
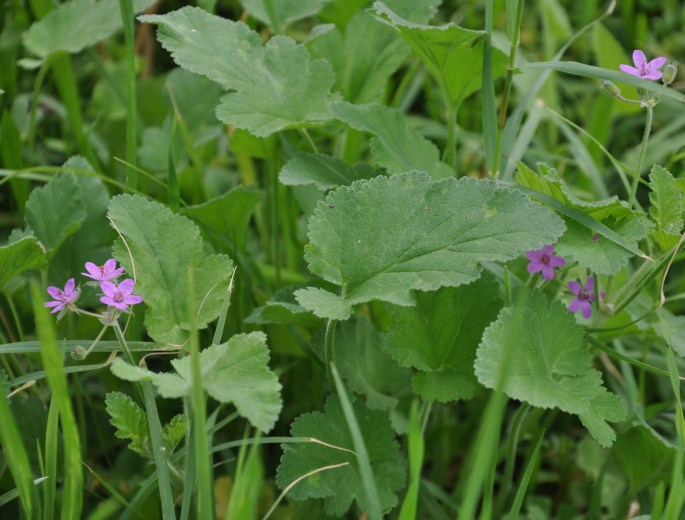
(44, 258), (143, 320)
(524, 244), (603, 319)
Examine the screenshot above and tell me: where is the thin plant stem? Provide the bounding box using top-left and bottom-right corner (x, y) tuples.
(119, 0), (138, 190)
(492, 0), (525, 177)
(299, 128), (319, 154)
(324, 319), (337, 385)
(629, 104), (653, 209)
(113, 322), (176, 520)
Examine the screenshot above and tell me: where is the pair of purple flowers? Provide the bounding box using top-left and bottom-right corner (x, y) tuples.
(45, 258), (143, 318)
(525, 245), (598, 319)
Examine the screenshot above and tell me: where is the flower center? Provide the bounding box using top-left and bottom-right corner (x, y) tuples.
(113, 292), (124, 303)
(578, 290), (590, 301)
(540, 253), (550, 264)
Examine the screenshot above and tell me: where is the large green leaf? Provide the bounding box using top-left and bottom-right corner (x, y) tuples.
(296, 172), (564, 318)
(108, 194), (233, 344)
(330, 101), (452, 178)
(333, 318), (412, 410)
(648, 165), (683, 250)
(516, 162), (651, 274)
(309, 10), (407, 104)
(0, 237), (46, 289)
(385, 274), (502, 402)
(279, 152), (378, 190)
(111, 332), (282, 432)
(614, 424), (677, 493)
(474, 287), (626, 447)
(25, 172), (86, 255)
(181, 186), (262, 250)
(49, 157), (113, 288)
(240, 0), (326, 29)
(24, 0), (155, 58)
(370, 1), (508, 109)
(140, 7), (338, 136)
(276, 396), (405, 517)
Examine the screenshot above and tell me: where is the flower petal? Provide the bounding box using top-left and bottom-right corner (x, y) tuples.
(525, 250), (541, 261)
(568, 298), (582, 313)
(123, 295), (143, 305)
(549, 255), (565, 267)
(118, 278), (135, 294)
(648, 57), (667, 70)
(619, 64), (640, 77)
(568, 280), (581, 295)
(643, 70), (662, 80)
(64, 278), (76, 294)
(527, 262), (543, 273)
(584, 277), (595, 292)
(581, 301), (593, 319)
(541, 265), (555, 280)
(100, 281), (117, 298)
(47, 286), (63, 299)
(633, 49), (647, 67)
(83, 262), (100, 278)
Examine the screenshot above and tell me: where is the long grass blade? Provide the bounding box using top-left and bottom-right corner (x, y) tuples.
(399, 400), (425, 520)
(506, 429), (544, 519)
(330, 363), (383, 520)
(119, 0), (138, 190)
(31, 281), (83, 520)
(42, 398), (59, 520)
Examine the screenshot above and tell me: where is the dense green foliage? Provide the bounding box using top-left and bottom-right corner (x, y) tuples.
(2, 0), (685, 519)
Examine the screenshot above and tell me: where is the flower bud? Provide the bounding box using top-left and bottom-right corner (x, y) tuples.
(599, 80), (621, 98)
(662, 61), (678, 85)
(71, 345), (87, 361)
(636, 86), (648, 97)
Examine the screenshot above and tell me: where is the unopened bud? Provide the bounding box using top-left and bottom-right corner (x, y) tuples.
(600, 80), (621, 98)
(662, 61), (678, 85)
(71, 345), (87, 361)
(636, 86), (648, 97)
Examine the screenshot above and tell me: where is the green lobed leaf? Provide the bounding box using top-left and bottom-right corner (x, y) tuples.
(294, 287), (353, 320)
(181, 186), (262, 250)
(300, 172), (564, 313)
(111, 332), (282, 432)
(649, 165), (684, 250)
(0, 237), (46, 289)
(329, 102), (453, 178)
(108, 194), (233, 344)
(162, 414), (188, 453)
(279, 152), (379, 190)
(309, 10), (407, 104)
(240, 0), (327, 28)
(333, 317), (412, 410)
(276, 396), (405, 517)
(385, 273), (502, 402)
(614, 424), (677, 493)
(24, 0), (156, 58)
(140, 7), (338, 136)
(370, 1), (508, 109)
(474, 287), (626, 447)
(49, 157), (113, 288)
(25, 172), (86, 255)
(516, 162), (651, 274)
(105, 392), (149, 458)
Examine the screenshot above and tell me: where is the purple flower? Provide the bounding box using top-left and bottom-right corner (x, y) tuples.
(45, 278), (80, 315)
(100, 279), (143, 311)
(568, 278), (596, 319)
(525, 245), (566, 280)
(620, 50), (667, 80)
(82, 258), (125, 281)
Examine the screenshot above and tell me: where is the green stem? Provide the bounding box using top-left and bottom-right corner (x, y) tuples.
(113, 323), (176, 520)
(299, 128), (319, 154)
(187, 269), (213, 520)
(119, 0), (138, 190)
(493, 0), (525, 178)
(629, 104), (653, 209)
(324, 319), (337, 384)
(443, 101), (458, 170)
(27, 62), (49, 152)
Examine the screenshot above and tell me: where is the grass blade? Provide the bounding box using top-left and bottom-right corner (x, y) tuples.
(399, 400), (425, 520)
(119, 0), (138, 190)
(482, 0), (497, 175)
(0, 382), (39, 518)
(506, 429), (544, 519)
(330, 363), (383, 520)
(42, 398), (59, 520)
(31, 281), (83, 520)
